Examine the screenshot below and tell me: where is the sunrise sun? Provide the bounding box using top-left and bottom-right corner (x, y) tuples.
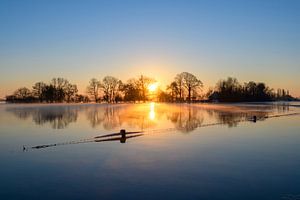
(148, 83), (158, 92)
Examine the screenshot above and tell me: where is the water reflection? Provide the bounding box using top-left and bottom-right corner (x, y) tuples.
(6, 105), (78, 129)
(85, 104), (158, 130)
(166, 106), (204, 133)
(206, 110), (266, 128)
(6, 103), (291, 132)
(149, 102), (156, 120)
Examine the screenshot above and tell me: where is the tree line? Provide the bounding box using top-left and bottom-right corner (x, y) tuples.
(6, 78), (88, 103)
(86, 72), (203, 103)
(206, 77), (295, 102)
(5, 73), (297, 103)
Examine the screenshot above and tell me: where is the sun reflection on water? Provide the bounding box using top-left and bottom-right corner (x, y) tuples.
(149, 102), (156, 120)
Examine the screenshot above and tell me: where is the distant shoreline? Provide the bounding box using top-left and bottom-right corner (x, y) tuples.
(1, 100), (299, 106)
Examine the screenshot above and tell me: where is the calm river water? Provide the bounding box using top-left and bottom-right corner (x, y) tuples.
(0, 102), (300, 200)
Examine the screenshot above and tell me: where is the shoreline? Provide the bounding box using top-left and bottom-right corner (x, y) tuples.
(1, 100), (299, 107)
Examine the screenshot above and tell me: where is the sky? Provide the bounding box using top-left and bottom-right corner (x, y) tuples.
(0, 0), (299, 98)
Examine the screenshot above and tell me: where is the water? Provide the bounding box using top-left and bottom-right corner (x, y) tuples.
(0, 102), (300, 200)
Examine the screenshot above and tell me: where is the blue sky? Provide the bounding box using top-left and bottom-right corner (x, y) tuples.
(0, 0), (299, 97)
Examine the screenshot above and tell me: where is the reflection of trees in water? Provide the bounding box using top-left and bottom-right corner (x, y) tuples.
(204, 103), (291, 128)
(206, 110), (251, 127)
(85, 105), (122, 130)
(166, 105), (204, 133)
(85, 108), (105, 128)
(6, 106), (78, 129)
(85, 104), (158, 131)
(8, 108), (32, 120)
(166, 103), (291, 130)
(6, 103), (292, 132)
(272, 103), (290, 113)
(85, 103), (290, 133)
(102, 106), (122, 130)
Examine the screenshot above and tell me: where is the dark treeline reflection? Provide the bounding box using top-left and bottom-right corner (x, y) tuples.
(6, 103), (291, 132)
(166, 106), (204, 133)
(85, 103), (289, 133)
(6, 105), (78, 129)
(207, 103), (292, 127)
(206, 110), (263, 128)
(85, 105), (123, 130)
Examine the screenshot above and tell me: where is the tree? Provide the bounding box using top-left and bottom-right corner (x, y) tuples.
(212, 77), (274, 102)
(245, 81), (257, 98)
(166, 81), (179, 102)
(87, 78), (101, 102)
(216, 77), (240, 101)
(157, 90), (172, 102)
(101, 76), (120, 103)
(181, 72), (203, 103)
(121, 79), (140, 102)
(14, 87), (31, 99)
(75, 94), (90, 103)
(175, 73), (185, 101)
(115, 80), (123, 103)
(32, 82), (46, 102)
(42, 85), (56, 103)
(136, 75), (155, 102)
(51, 78), (69, 102)
(65, 84), (78, 102)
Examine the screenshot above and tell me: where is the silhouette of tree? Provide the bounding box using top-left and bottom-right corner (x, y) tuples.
(136, 75), (155, 102)
(210, 77), (274, 102)
(167, 81), (180, 102)
(213, 77), (241, 101)
(101, 76), (120, 103)
(121, 79), (140, 102)
(75, 94), (90, 103)
(14, 87), (32, 99)
(157, 90), (172, 102)
(87, 78), (101, 102)
(5, 74), (296, 104)
(65, 83), (78, 103)
(51, 78), (69, 102)
(181, 72), (203, 103)
(42, 84), (56, 103)
(172, 72), (203, 102)
(32, 82), (46, 102)
(175, 73), (185, 102)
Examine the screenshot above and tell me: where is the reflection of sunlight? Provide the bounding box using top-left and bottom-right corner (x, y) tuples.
(149, 102), (156, 120)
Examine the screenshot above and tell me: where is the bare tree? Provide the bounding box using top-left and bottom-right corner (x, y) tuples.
(32, 82), (46, 102)
(87, 78), (101, 102)
(181, 72), (203, 103)
(14, 87), (31, 99)
(51, 78), (69, 102)
(51, 78), (69, 89)
(65, 84), (78, 103)
(101, 76), (120, 103)
(175, 73), (185, 102)
(137, 75), (154, 102)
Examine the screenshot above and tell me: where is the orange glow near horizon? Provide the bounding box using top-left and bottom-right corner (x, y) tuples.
(148, 83), (158, 93)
